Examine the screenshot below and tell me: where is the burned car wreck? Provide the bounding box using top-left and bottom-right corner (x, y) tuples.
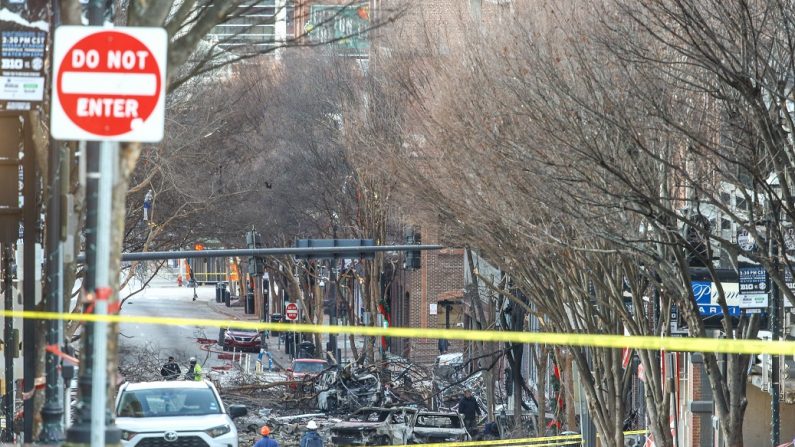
(408, 411), (470, 444)
(330, 407), (470, 445)
(330, 407), (414, 445)
(316, 367), (382, 412)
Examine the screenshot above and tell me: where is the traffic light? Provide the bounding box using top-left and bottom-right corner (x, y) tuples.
(246, 229), (264, 275)
(404, 228), (421, 270)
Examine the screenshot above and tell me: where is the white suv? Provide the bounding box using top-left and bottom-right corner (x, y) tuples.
(115, 380), (247, 447)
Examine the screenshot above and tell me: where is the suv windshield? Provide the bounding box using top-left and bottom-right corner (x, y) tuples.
(294, 361), (327, 373)
(117, 388), (221, 418)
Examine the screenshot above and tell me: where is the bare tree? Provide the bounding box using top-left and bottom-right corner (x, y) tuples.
(24, 0), (404, 439)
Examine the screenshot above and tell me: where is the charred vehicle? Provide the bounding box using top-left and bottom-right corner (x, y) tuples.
(317, 367), (382, 412)
(408, 411), (470, 444)
(330, 407), (416, 445)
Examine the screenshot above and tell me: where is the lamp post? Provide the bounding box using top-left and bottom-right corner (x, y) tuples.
(143, 189), (153, 223)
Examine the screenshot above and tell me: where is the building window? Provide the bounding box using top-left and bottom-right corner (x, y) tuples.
(736, 196), (747, 211)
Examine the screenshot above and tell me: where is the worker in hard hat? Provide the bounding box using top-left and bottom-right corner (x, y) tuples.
(185, 357), (202, 381)
(254, 425), (279, 447)
(299, 420), (323, 447)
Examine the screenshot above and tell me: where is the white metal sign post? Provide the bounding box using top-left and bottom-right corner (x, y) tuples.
(52, 25), (166, 447)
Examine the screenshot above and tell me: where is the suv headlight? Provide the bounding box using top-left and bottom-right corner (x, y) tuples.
(120, 430), (137, 441)
(205, 424), (231, 438)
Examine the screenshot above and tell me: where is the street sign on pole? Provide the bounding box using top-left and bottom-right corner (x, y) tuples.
(0, 1), (49, 112)
(285, 303), (299, 321)
(294, 238), (376, 260)
(50, 26), (167, 142)
(739, 265), (769, 309)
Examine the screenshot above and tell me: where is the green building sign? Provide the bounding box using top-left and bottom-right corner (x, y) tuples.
(307, 3), (370, 56)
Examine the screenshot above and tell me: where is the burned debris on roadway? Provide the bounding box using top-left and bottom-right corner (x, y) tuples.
(118, 347), (527, 445)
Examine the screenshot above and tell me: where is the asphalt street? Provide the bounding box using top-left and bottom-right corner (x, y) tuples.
(118, 277), (235, 373)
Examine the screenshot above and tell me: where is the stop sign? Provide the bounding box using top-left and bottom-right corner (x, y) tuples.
(285, 303), (299, 321)
(51, 26), (167, 142)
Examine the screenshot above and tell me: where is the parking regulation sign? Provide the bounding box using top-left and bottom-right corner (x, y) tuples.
(739, 265), (769, 308)
(50, 26), (167, 142)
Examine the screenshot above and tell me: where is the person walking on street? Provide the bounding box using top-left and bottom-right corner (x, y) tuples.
(160, 356), (181, 380)
(299, 420), (323, 447)
(458, 389), (482, 434)
(254, 426), (279, 447)
(185, 357), (203, 381)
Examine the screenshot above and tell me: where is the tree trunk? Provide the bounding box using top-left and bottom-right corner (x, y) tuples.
(535, 347), (548, 436)
(344, 279), (359, 361)
(563, 352), (577, 432)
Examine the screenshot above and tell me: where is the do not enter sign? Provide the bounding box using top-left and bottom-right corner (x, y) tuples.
(51, 26), (167, 142)
(285, 303), (299, 321)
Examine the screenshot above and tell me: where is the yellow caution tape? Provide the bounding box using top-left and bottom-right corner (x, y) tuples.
(2, 310), (794, 355)
(377, 433), (581, 447)
(622, 430), (648, 436)
(371, 429), (647, 447)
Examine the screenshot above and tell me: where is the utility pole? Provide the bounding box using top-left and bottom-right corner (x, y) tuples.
(3, 244), (14, 442)
(770, 215), (781, 447)
(41, 1), (65, 437)
(0, 114), (21, 443)
(65, 2), (119, 445)
(40, 134), (65, 442)
(328, 224), (339, 362)
(22, 113), (38, 444)
(329, 260), (338, 361)
(65, 138), (98, 446)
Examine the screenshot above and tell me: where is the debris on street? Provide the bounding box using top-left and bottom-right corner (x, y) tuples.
(117, 345), (529, 446)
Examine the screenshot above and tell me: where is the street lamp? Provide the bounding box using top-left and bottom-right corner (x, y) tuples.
(143, 189), (153, 223)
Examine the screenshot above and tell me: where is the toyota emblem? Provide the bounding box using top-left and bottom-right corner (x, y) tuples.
(163, 431), (178, 442)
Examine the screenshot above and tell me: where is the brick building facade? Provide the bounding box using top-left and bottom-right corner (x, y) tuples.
(384, 225), (466, 365)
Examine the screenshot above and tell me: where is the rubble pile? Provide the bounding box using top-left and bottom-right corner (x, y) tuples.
(236, 410), (339, 446)
(118, 346), (530, 444)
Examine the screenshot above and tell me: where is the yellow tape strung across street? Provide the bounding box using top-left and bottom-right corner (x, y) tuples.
(2, 309), (794, 355)
(622, 430), (647, 435)
(368, 430), (647, 447)
(372, 433), (582, 447)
